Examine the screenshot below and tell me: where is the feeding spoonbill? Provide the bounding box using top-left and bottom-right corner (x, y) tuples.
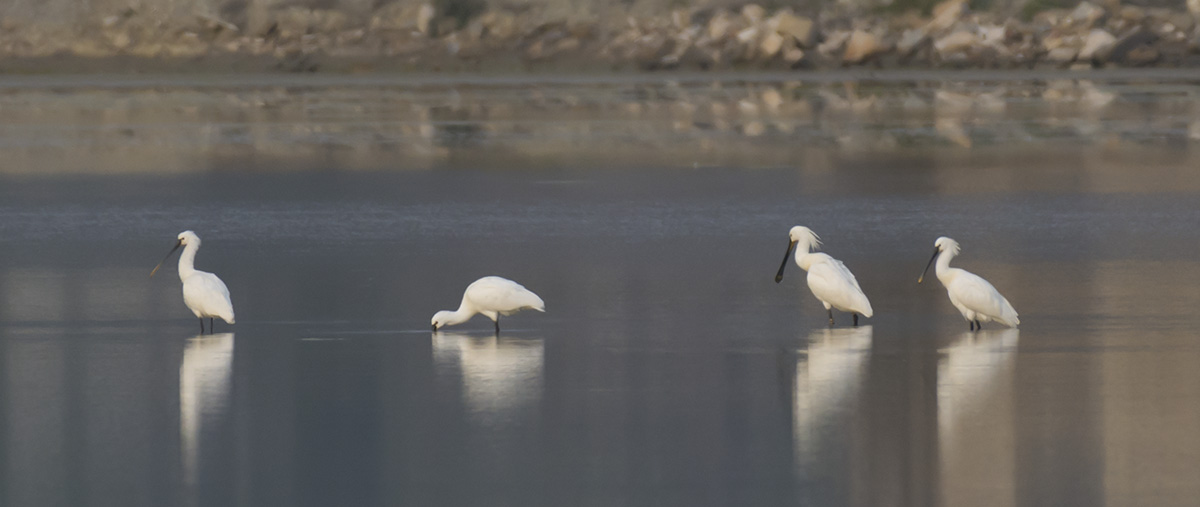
(919, 237), (1019, 330)
(775, 226), (873, 326)
(432, 276), (545, 333)
(151, 231), (236, 334)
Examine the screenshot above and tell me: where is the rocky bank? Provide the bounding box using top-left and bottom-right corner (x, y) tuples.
(1, 0), (1200, 72)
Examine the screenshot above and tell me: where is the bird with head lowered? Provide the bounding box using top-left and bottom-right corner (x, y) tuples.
(432, 276), (545, 334)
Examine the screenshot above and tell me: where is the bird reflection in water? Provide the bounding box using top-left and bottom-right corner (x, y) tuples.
(937, 328), (1019, 507)
(431, 333), (544, 421)
(791, 326), (872, 469)
(180, 333), (234, 490)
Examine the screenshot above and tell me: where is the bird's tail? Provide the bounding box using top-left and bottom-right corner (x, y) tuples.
(852, 290), (874, 318)
(524, 291), (546, 312)
(997, 299), (1019, 327)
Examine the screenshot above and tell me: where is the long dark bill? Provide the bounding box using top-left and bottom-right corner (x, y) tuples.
(775, 240), (797, 283)
(918, 247), (940, 284)
(150, 240), (183, 277)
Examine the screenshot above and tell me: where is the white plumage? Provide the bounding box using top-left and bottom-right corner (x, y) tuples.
(152, 231), (235, 333)
(432, 276), (545, 333)
(775, 226), (873, 326)
(919, 237), (1019, 330)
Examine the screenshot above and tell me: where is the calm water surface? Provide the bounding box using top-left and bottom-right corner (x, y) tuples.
(0, 74), (1199, 507)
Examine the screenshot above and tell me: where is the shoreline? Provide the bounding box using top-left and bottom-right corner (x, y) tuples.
(2, 0), (1200, 74)
(0, 67), (1199, 90)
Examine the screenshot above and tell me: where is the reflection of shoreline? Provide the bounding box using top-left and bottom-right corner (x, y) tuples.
(432, 333), (544, 420)
(938, 328), (1018, 507)
(180, 333), (234, 493)
(0, 78), (1194, 184)
(792, 326), (871, 470)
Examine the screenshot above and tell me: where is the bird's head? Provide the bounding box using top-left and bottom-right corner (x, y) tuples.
(178, 230), (201, 247)
(431, 311), (453, 332)
(933, 236), (960, 256)
(777, 226), (821, 283)
(919, 236), (960, 284)
(787, 226), (821, 248)
(151, 231), (201, 277)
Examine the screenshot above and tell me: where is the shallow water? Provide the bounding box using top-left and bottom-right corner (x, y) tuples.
(1, 73), (1200, 506)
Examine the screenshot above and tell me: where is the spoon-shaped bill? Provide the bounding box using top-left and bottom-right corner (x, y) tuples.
(775, 240), (797, 283)
(150, 240), (183, 277)
(918, 247), (939, 284)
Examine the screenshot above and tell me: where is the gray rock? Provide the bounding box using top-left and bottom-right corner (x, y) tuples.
(272, 7), (348, 39)
(1168, 12), (1195, 34)
(760, 31), (784, 57)
(417, 4), (436, 35)
(1098, 26), (1159, 63)
(1067, 2), (1106, 28)
(1124, 45), (1160, 65)
(842, 29), (884, 64)
(782, 40), (806, 65)
(896, 27), (928, 56)
(1079, 28), (1116, 60)
(818, 30), (850, 58)
(741, 4), (766, 23)
(1045, 45), (1079, 63)
(1118, 6), (1146, 22)
(770, 11), (815, 48)
(707, 11), (734, 41)
(933, 30), (979, 57)
(928, 0), (967, 33)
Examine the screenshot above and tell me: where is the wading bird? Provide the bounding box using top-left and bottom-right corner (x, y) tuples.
(432, 276), (545, 333)
(775, 226), (873, 326)
(919, 237), (1019, 330)
(151, 231), (236, 334)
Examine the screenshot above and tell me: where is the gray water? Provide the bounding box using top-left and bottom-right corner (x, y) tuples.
(1, 72), (1200, 507)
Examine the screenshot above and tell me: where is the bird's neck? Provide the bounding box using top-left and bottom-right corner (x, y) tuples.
(444, 299), (478, 326)
(935, 251), (955, 283)
(178, 243), (199, 280)
(793, 239), (818, 271)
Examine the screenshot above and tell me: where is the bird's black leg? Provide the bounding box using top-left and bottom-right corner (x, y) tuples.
(975, 320), (982, 331)
(494, 317), (500, 335)
(199, 318), (205, 334)
(969, 320), (975, 331)
(827, 309), (835, 327)
(853, 313), (859, 327)
(209, 318), (214, 334)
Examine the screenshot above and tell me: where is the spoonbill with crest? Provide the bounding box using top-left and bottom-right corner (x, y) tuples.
(775, 226), (873, 326)
(919, 236), (1019, 330)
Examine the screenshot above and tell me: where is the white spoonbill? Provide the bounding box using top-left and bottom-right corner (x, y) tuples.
(775, 226), (873, 326)
(151, 231), (236, 334)
(432, 276), (545, 333)
(919, 237), (1018, 331)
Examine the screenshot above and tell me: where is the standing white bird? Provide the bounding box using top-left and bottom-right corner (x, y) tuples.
(151, 231), (236, 334)
(432, 276), (545, 333)
(919, 237), (1019, 331)
(775, 226), (874, 326)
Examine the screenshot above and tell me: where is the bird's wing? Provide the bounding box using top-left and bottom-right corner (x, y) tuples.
(467, 277), (545, 314)
(951, 272), (1016, 325)
(808, 257), (873, 317)
(185, 271), (236, 323)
